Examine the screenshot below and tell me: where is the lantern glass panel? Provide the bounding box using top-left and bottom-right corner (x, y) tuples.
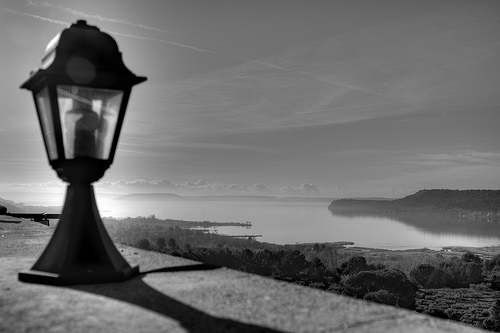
(35, 88), (59, 160)
(56, 86), (123, 160)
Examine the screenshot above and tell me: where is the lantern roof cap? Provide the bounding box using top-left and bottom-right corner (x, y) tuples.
(21, 20), (146, 90)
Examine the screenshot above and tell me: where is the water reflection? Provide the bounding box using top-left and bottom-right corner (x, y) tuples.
(91, 199), (500, 248)
(329, 210), (500, 239)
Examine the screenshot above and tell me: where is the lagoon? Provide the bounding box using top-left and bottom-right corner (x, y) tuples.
(95, 198), (500, 250)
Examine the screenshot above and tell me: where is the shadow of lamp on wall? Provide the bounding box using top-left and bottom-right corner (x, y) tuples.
(19, 20), (147, 285)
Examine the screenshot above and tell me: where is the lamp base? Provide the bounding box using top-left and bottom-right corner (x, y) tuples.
(19, 266), (139, 286)
(19, 183), (139, 286)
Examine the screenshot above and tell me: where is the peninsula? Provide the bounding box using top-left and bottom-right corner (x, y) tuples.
(328, 189), (500, 219)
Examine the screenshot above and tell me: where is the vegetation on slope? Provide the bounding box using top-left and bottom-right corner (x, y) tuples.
(104, 215), (500, 331)
(329, 189), (500, 218)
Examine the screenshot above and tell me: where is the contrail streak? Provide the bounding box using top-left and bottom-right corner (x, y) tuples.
(21, 2), (390, 97)
(0, 6), (68, 26)
(294, 88), (500, 115)
(27, 1), (179, 35)
(4, 4), (390, 98)
(110, 31), (388, 97)
(293, 100), (410, 115)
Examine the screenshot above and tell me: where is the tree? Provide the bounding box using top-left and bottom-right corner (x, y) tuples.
(156, 237), (166, 250)
(338, 256), (379, 275)
(363, 290), (399, 307)
(439, 259), (483, 287)
(168, 237), (177, 249)
(409, 264), (452, 288)
(343, 269), (418, 309)
(462, 251), (482, 265)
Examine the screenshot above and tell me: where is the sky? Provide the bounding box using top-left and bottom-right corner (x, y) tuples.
(0, 0), (499, 202)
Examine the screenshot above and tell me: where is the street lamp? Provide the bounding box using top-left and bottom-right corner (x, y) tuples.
(19, 20), (147, 285)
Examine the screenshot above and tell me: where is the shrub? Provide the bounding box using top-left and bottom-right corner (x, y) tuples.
(484, 274), (500, 291)
(423, 308), (448, 319)
(338, 256), (379, 275)
(363, 290), (398, 307)
(343, 269), (418, 309)
(305, 257), (330, 282)
(492, 254), (500, 267)
(275, 250), (308, 279)
(483, 300), (500, 331)
(156, 237), (166, 250)
(484, 254), (500, 272)
(326, 283), (344, 294)
(445, 309), (462, 321)
(462, 251), (482, 264)
(137, 238), (151, 250)
(168, 237), (177, 249)
(308, 282), (327, 290)
(439, 260), (483, 287)
(409, 264), (452, 288)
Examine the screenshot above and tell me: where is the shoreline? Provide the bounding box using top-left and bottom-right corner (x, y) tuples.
(4, 216), (498, 258)
(333, 244), (500, 260)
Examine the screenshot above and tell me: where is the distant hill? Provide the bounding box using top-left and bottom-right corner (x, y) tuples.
(114, 193), (334, 203)
(0, 197), (28, 213)
(0, 197), (60, 214)
(328, 189), (500, 218)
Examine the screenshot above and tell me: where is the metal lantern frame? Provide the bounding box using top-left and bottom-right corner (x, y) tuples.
(19, 20), (147, 285)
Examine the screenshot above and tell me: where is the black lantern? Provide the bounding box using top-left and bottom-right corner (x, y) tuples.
(19, 20), (147, 285)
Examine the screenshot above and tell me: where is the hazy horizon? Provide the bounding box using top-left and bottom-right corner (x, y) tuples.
(1, 0), (499, 199)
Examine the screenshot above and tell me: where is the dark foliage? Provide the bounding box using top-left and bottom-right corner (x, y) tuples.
(422, 307), (449, 319)
(105, 216), (500, 331)
(410, 264), (453, 288)
(484, 254), (500, 272)
(485, 274), (500, 291)
(337, 256), (382, 275)
(168, 237), (177, 249)
(343, 269), (418, 309)
(416, 287), (500, 330)
(439, 259), (483, 288)
(484, 300), (500, 332)
(156, 237), (166, 250)
(363, 289), (399, 307)
(463, 251), (482, 264)
(173, 246), (340, 286)
(136, 238), (151, 250)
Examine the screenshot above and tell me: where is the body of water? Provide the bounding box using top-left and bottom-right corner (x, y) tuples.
(95, 198), (500, 250)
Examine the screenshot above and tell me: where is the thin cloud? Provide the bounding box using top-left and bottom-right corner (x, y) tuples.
(96, 179), (331, 197)
(406, 151), (500, 166)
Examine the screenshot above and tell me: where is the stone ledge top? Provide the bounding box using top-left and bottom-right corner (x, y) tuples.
(0, 220), (487, 333)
